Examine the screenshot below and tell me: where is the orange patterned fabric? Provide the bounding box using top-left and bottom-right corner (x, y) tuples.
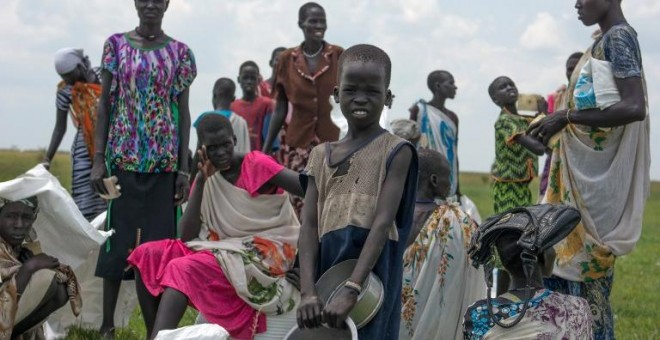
(70, 82), (101, 158)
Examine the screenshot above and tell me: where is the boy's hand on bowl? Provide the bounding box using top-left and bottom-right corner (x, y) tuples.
(297, 294), (324, 329)
(322, 286), (358, 329)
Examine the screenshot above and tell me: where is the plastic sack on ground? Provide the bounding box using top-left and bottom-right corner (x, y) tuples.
(0, 165), (111, 268)
(196, 308), (298, 340)
(155, 324), (229, 340)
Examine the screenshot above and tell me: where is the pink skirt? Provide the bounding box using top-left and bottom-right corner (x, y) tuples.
(127, 239), (266, 339)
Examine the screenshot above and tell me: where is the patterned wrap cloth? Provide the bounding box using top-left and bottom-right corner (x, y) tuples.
(541, 23), (650, 339)
(416, 101), (459, 197)
(491, 110), (538, 214)
(400, 203), (484, 340)
(463, 289), (593, 339)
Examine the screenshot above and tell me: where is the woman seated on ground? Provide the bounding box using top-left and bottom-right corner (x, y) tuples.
(463, 215), (593, 339)
(0, 196), (81, 339)
(128, 114), (303, 340)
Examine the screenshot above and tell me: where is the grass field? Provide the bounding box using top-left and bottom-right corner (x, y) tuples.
(1, 150), (658, 339)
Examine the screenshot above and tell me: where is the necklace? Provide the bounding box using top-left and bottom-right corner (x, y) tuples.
(303, 43), (324, 58)
(135, 27), (164, 41)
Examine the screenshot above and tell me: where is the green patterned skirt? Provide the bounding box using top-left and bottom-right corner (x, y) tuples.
(492, 181), (533, 214)
(490, 181), (533, 273)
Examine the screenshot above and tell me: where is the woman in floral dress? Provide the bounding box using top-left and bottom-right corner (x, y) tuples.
(90, 0), (196, 336)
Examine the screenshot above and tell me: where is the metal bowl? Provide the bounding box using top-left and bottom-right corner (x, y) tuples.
(284, 317), (358, 340)
(315, 259), (384, 329)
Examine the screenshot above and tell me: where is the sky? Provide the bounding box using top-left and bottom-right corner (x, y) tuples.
(1, 0), (658, 178)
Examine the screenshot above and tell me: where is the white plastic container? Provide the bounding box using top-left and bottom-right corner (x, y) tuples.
(196, 309), (297, 340)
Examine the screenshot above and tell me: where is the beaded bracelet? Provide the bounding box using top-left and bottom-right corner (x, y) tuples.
(344, 280), (363, 295)
(177, 171), (191, 180)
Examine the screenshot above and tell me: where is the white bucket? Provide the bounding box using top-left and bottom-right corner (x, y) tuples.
(196, 309), (297, 340)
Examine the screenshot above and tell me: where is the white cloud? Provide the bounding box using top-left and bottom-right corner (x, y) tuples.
(395, 0), (440, 22)
(624, 0), (660, 19)
(431, 15), (480, 40)
(520, 12), (562, 50)
(0, 0), (658, 178)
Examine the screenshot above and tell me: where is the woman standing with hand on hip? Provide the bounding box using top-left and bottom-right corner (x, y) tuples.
(90, 0), (196, 337)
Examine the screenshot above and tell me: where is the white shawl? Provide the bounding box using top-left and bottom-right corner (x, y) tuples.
(187, 172), (300, 315)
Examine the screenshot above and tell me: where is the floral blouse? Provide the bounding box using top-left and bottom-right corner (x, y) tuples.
(463, 289), (593, 339)
(102, 33), (196, 173)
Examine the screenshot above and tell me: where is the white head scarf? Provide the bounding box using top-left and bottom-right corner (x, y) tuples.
(54, 48), (87, 75)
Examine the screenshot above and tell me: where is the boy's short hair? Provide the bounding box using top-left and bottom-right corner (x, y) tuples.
(338, 44), (392, 87)
(298, 2), (324, 21)
(239, 60), (260, 74)
(212, 78), (236, 99)
(488, 76), (511, 100)
(427, 70), (452, 91)
(196, 113), (234, 141)
(417, 148), (449, 184)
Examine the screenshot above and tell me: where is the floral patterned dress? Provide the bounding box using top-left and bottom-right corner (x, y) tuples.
(102, 33), (196, 173)
(400, 203), (484, 340)
(96, 32), (197, 281)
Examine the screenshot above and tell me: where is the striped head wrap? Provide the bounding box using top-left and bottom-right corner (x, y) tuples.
(0, 196), (39, 213)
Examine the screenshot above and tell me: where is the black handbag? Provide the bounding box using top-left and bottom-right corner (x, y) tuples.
(467, 204), (581, 328)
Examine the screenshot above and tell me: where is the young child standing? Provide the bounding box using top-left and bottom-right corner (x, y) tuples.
(231, 61), (274, 152)
(400, 149), (484, 340)
(196, 78), (250, 153)
(409, 70), (461, 198)
(297, 44), (418, 338)
(489, 76), (546, 295)
(489, 76), (545, 214)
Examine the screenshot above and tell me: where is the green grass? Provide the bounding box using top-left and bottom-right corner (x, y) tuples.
(0, 149), (72, 190)
(1, 151), (658, 338)
(65, 308), (199, 340)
